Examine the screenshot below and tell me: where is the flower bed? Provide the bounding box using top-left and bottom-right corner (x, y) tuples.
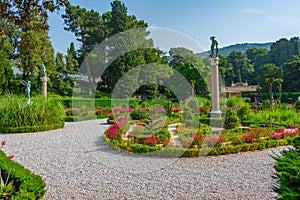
(104, 122), (299, 157)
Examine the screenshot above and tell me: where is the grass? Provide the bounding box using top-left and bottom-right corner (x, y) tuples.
(0, 95), (65, 128)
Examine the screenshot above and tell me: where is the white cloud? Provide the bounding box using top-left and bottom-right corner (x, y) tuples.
(240, 8), (264, 14)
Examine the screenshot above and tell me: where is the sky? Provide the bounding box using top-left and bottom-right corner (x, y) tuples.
(48, 0), (300, 54)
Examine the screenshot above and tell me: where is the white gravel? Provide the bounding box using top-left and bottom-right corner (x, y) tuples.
(0, 119), (288, 200)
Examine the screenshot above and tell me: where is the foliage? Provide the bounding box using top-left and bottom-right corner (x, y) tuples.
(226, 51), (253, 84)
(51, 50), (79, 96)
(295, 101), (300, 111)
(245, 106), (300, 128)
(0, 149), (45, 199)
(224, 108), (240, 130)
(236, 104), (250, 122)
(273, 136), (300, 199)
(170, 47), (209, 95)
(226, 96), (246, 107)
(0, 31), (13, 94)
(283, 56), (300, 92)
(0, 95), (65, 129)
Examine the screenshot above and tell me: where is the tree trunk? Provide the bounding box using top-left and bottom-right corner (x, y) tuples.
(279, 82), (282, 102)
(154, 83), (157, 99)
(269, 83), (273, 105)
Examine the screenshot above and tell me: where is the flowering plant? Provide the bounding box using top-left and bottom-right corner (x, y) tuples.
(142, 136), (158, 146)
(204, 136), (224, 147)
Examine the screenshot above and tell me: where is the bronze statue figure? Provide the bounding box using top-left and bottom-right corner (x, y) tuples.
(210, 36), (219, 58)
(21, 80), (31, 104)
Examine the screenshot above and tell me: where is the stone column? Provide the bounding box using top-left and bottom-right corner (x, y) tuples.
(209, 57), (222, 118)
(41, 77), (48, 99)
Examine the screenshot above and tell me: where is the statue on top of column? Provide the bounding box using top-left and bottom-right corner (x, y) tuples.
(210, 36), (219, 58)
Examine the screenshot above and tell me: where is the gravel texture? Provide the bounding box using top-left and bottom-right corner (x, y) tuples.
(0, 119), (288, 200)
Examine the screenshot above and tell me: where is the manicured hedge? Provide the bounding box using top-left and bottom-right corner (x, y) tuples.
(103, 133), (293, 158)
(199, 117), (224, 127)
(0, 121), (65, 134)
(0, 150), (46, 199)
(243, 92), (300, 103)
(61, 98), (142, 108)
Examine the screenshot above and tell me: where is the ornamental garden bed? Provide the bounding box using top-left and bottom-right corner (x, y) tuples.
(103, 99), (300, 157)
(0, 96), (65, 134)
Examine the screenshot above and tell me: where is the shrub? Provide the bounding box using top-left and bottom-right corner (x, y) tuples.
(0, 95), (65, 132)
(181, 104), (194, 122)
(273, 136), (300, 199)
(237, 105), (250, 122)
(224, 109), (240, 130)
(0, 150), (45, 199)
(130, 109), (150, 121)
(226, 97), (245, 107)
(295, 101), (300, 111)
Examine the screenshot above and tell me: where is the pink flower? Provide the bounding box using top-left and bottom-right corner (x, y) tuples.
(106, 126), (118, 138)
(143, 136), (157, 146)
(242, 135), (257, 142)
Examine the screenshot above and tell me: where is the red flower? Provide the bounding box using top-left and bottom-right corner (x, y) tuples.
(1, 140), (5, 146)
(106, 126), (118, 139)
(8, 155), (14, 159)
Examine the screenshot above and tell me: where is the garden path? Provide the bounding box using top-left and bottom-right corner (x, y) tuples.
(0, 119), (288, 200)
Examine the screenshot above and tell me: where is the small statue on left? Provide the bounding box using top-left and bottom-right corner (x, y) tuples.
(41, 64), (47, 78)
(21, 80), (31, 104)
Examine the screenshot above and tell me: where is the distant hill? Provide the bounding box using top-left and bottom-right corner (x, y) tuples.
(197, 42), (272, 58)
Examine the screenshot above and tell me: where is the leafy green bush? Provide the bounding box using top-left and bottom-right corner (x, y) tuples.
(273, 136), (300, 199)
(295, 101), (300, 111)
(224, 109), (240, 130)
(226, 97), (246, 107)
(0, 95), (65, 132)
(130, 109), (150, 120)
(0, 150), (46, 199)
(237, 105), (250, 122)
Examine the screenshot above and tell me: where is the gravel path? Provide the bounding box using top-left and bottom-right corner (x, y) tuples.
(0, 119), (288, 200)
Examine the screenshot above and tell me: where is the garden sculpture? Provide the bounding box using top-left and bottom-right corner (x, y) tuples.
(41, 64), (47, 77)
(210, 36), (219, 58)
(21, 80), (31, 104)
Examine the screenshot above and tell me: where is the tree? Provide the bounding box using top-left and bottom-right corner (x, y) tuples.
(67, 42), (77, 60)
(283, 56), (300, 92)
(169, 47), (209, 95)
(258, 63), (281, 105)
(218, 55), (233, 86)
(268, 37), (300, 66)
(0, 0), (63, 92)
(246, 48), (268, 84)
(227, 51), (253, 83)
(62, 1), (106, 60)
(0, 30), (13, 94)
(51, 51), (78, 96)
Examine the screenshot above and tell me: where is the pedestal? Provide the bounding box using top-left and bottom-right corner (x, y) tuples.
(209, 57), (222, 118)
(41, 77), (48, 99)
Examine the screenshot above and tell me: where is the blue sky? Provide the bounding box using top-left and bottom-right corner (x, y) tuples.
(48, 0), (300, 54)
